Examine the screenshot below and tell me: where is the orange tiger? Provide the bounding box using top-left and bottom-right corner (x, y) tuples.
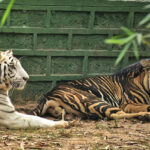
(32, 59), (150, 121)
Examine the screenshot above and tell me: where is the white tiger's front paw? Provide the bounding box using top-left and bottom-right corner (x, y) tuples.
(55, 120), (69, 127)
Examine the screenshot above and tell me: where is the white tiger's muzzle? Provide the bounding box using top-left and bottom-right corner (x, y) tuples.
(11, 79), (28, 90)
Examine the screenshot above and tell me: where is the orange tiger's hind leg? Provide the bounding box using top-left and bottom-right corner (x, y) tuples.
(88, 101), (150, 121)
(122, 103), (150, 113)
(32, 97), (64, 118)
(110, 111), (150, 120)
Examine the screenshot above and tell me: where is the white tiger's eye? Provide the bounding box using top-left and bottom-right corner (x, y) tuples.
(9, 64), (16, 69)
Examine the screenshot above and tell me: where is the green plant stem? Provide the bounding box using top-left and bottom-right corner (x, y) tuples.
(0, 0), (15, 27)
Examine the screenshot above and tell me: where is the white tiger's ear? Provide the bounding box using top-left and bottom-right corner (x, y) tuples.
(0, 51), (6, 62)
(5, 49), (13, 56)
(0, 50), (13, 62)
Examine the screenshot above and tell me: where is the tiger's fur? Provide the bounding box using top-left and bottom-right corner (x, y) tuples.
(0, 50), (68, 128)
(32, 59), (150, 121)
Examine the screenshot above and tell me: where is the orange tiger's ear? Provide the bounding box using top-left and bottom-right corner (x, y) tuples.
(140, 59), (150, 68)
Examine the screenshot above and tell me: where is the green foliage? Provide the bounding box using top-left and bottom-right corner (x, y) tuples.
(105, 33), (136, 46)
(132, 40), (139, 60)
(0, 0), (15, 27)
(105, 27), (142, 66)
(139, 14), (150, 27)
(114, 42), (131, 66)
(105, 9), (150, 66)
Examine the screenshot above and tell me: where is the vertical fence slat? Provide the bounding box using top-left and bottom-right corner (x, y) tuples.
(88, 11), (95, 29)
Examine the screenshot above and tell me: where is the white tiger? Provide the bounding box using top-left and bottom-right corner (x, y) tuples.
(0, 50), (68, 128)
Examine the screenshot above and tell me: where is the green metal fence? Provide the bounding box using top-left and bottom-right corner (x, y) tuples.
(0, 0), (150, 102)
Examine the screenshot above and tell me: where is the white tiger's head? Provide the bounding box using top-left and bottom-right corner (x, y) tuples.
(0, 50), (29, 92)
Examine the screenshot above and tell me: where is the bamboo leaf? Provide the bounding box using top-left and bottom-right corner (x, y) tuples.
(105, 34), (136, 45)
(121, 26), (134, 36)
(136, 34), (142, 45)
(132, 40), (139, 60)
(105, 38), (127, 45)
(146, 23), (150, 28)
(139, 14), (150, 26)
(0, 0), (15, 27)
(115, 42), (131, 66)
(145, 4), (150, 9)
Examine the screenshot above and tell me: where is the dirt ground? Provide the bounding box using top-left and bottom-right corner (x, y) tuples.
(0, 102), (150, 150)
